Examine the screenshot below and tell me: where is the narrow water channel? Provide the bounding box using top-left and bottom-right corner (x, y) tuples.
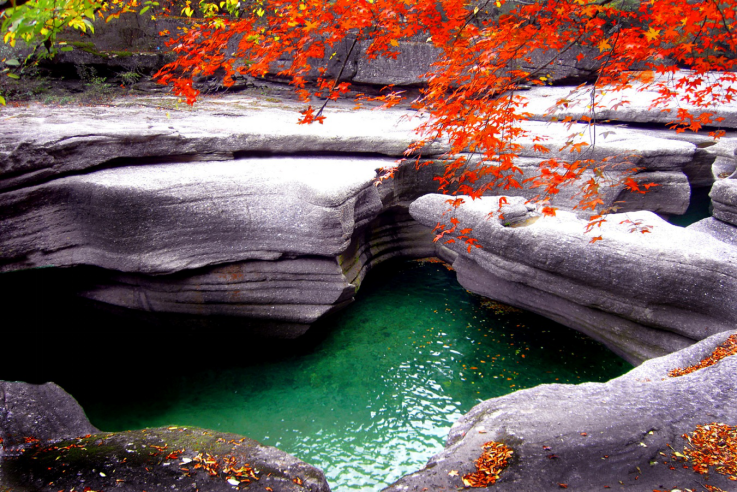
(2, 260), (632, 491)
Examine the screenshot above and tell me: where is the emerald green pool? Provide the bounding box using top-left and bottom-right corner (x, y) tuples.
(10, 261), (632, 491)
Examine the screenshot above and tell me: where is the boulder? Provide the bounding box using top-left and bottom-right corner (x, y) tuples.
(0, 381), (331, 492)
(0, 156), (386, 274)
(409, 194), (737, 364)
(0, 381), (98, 451)
(688, 216), (737, 247)
(384, 329), (737, 492)
(0, 97), (443, 335)
(0, 92), (730, 338)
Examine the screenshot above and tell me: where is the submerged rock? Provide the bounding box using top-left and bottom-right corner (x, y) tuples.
(384, 329), (737, 491)
(0, 381), (331, 492)
(409, 194), (737, 364)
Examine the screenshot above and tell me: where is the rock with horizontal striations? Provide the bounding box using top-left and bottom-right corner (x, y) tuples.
(0, 156), (385, 274)
(0, 97), (446, 192)
(384, 330), (737, 492)
(420, 120), (698, 216)
(0, 381), (331, 491)
(522, 74), (737, 129)
(409, 194), (737, 364)
(711, 177), (737, 227)
(0, 97), (445, 336)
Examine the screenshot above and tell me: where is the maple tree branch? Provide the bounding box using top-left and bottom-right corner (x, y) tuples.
(709, 0), (736, 47)
(452, 0), (495, 45)
(315, 35), (359, 119)
(506, 31), (586, 88)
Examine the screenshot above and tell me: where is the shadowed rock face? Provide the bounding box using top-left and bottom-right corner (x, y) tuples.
(0, 98), (444, 336)
(409, 194), (737, 365)
(0, 382), (98, 451)
(384, 330), (737, 492)
(0, 381), (331, 492)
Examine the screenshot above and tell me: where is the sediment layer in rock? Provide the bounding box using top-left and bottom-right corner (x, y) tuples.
(410, 194), (737, 364)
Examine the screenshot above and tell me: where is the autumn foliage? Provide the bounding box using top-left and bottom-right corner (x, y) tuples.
(682, 422), (737, 482)
(461, 440), (514, 487)
(3, 0), (736, 231)
(668, 334), (737, 378)
(149, 0), (737, 230)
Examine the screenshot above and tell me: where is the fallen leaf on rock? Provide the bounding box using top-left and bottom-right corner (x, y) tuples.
(448, 470), (459, 477)
(668, 334), (737, 377)
(680, 422), (737, 480)
(462, 441), (513, 487)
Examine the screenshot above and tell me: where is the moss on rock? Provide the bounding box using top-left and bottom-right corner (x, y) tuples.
(1, 427), (330, 492)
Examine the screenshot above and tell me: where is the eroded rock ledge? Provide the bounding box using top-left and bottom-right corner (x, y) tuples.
(384, 329), (737, 491)
(410, 194), (737, 364)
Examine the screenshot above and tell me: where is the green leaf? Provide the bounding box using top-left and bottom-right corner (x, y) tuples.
(6, 73), (20, 79)
(140, 5), (150, 14)
(0, 95), (6, 106)
(4, 59), (20, 67)
(61, 46), (74, 51)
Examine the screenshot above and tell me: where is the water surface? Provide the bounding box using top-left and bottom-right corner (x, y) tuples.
(2, 261), (632, 491)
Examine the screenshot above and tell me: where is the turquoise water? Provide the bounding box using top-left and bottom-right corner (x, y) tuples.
(668, 186), (712, 227)
(53, 261), (632, 491)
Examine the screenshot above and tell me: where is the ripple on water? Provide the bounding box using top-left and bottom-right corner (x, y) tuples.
(42, 261), (632, 491)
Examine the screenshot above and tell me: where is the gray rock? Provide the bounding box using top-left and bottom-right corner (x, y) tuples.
(0, 381), (98, 451)
(688, 216), (737, 247)
(711, 178), (737, 227)
(0, 156), (385, 274)
(0, 98), (449, 333)
(0, 96), (446, 192)
(522, 74), (737, 129)
(409, 194), (737, 364)
(384, 330), (737, 492)
(0, 383), (331, 492)
(353, 41), (441, 86)
(713, 155), (737, 180)
(422, 120), (698, 216)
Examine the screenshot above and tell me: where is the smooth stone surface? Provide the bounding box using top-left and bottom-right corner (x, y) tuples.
(0, 157), (385, 274)
(0, 96), (446, 192)
(384, 330), (737, 491)
(522, 73), (737, 129)
(711, 178), (737, 227)
(688, 216), (737, 247)
(0, 382), (330, 492)
(0, 382), (98, 451)
(409, 194), (737, 364)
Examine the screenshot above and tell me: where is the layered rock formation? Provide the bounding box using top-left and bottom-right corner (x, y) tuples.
(385, 329), (737, 491)
(0, 381), (330, 492)
(2, 85), (736, 341)
(409, 194), (737, 364)
(0, 97), (444, 336)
